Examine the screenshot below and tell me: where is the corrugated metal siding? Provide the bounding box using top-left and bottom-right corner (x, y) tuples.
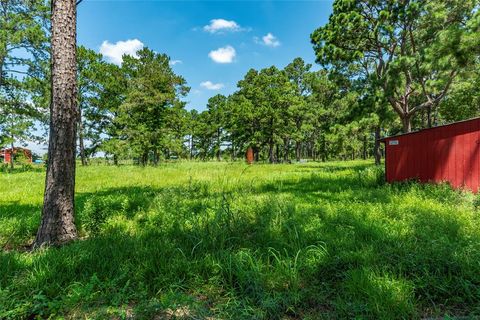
(383, 118), (480, 192)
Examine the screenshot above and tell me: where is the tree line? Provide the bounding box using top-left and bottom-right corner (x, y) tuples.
(77, 53), (388, 165)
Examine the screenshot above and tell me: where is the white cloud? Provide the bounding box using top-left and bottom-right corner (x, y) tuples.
(200, 81), (225, 90)
(208, 46), (236, 64)
(169, 59), (183, 66)
(99, 39), (144, 64)
(204, 19), (241, 33)
(255, 33), (281, 48)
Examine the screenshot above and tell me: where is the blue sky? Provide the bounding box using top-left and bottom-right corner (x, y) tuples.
(77, 0), (334, 111)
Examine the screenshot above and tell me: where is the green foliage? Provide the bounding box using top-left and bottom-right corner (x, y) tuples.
(88, 47), (190, 164)
(0, 0), (49, 156)
(1, 162), (480, 318)
(81, 196), (122, 236)
(187, 58), (379, 163)
(311, 0), (480, 132)
(357, 166), (385, 187)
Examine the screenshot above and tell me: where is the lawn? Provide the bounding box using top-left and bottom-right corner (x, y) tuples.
(1, 161), (480, 319)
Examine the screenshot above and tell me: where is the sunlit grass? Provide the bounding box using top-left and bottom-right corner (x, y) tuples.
(1, 160), (480, 319)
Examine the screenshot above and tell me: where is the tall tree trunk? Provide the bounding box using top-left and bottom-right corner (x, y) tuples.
(35, 0), (78, 248)
(283, 138), (289, 162)
(374, 126), (381, 166)
(9, 140), (14, 170)
(401, 115), (412, 133)
(216, 129), (221, 161)
(141, 150), (148, 166)
(295, 141), (301, 161)
(254, 146), (259, 162)
(427, 107), (432, 128)
(0, 55), (4, 88)
(309, 139), (315, 160)
(421, 110), (426, 128)
(275, 144), (279, 163)
(78, 108), (87, 166)
(153, 148), (159, 166)
(231, 137), (236, 161)
(268, 140), (274, 164)
(362, 135), (367, 160)
(312, 139), (317, 161)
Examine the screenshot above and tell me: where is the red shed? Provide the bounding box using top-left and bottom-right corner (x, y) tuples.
(0, 147), (33, 164)
(379, 117), (480, 192)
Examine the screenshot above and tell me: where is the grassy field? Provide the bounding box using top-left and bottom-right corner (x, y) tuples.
(1, 161), (480, 319)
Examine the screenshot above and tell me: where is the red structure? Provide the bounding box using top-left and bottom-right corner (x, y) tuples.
(0, 147), (33, 164)
(246, 147), (254, 165)
(379, 118), (480, 192)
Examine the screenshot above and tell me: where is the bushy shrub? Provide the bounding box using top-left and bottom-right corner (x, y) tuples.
(19, 163), (34, 172)
(81, 195), (131, 235)
(0, 163), (9, 173)
(357, 166), (385, 187)
(473, 193), (480, 210)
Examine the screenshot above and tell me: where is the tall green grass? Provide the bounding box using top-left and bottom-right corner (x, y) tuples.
(1, 161), (479, 319)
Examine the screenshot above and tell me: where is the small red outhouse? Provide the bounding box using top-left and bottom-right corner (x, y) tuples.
(379, 117), (480, 192)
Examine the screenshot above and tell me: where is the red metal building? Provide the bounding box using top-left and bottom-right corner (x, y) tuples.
(379, 117), (480, 192)
(0, 147), (33, 164)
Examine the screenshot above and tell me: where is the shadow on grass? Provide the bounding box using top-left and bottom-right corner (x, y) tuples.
(1, 167), (480, 319)
(0, 202), (42, 249)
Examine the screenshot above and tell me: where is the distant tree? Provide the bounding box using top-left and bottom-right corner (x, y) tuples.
(206, 94), (227, 161)
(225, 91), (259, 160)
(117, 48), (189, 165)
(92, 62), (127, 165)
(285, 58), (313, 161)
(76, 46), (108, 165)
(159, 101), (189, 161)
(236, 66), (299, 163)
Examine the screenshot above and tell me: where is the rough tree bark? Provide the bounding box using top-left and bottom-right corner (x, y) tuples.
(34, 0), (78, 248)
